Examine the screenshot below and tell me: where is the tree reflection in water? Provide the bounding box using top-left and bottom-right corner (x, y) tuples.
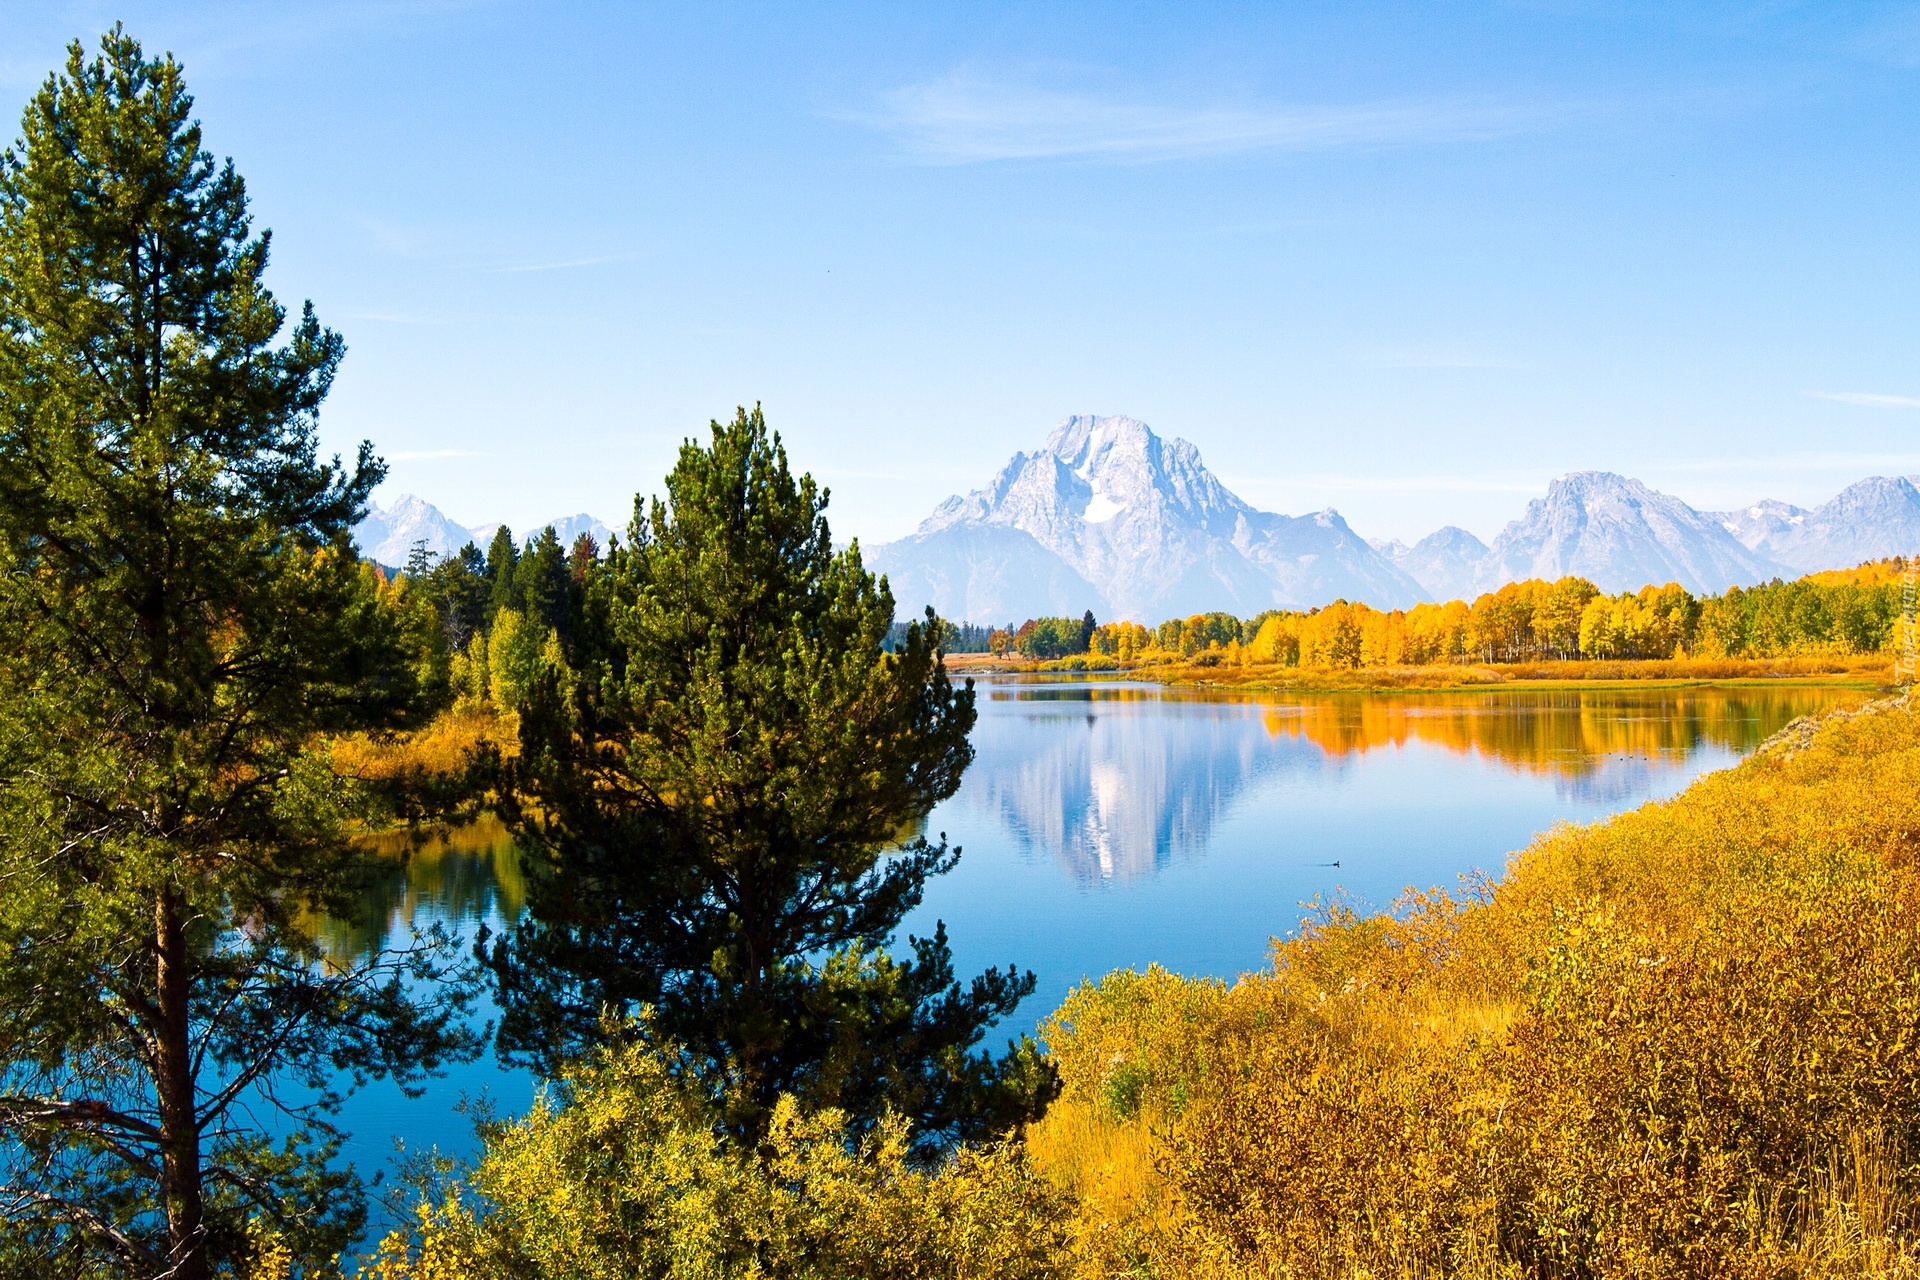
(331, 816), (527, 963)
(335, 683), (1868, 943)
(954, 682), (1867, 884)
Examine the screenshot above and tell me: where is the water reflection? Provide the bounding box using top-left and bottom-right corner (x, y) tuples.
(322, 679), (1869, 1215)
(960, 683), (1860, 884)
(333, 816), (525, 960)
(339, 684), (1865, 946)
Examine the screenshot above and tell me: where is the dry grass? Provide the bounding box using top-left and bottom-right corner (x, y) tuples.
(1030, 698), (1920, 1278)
(330, 707), (517, 784)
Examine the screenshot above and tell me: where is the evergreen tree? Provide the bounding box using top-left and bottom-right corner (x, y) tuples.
(512, 525), (570, 637)
(487, 408), (1053, 1153)
(425, 542), (490, 651)
(485, 523), (517, 619)
(567, 531), (599, 582)
(0, 32), (476, 1278)
(405, 537), (438, 580)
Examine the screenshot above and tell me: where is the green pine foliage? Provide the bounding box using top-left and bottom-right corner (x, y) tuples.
(484, 407), (1056, 1152)
(0, 31), (477, 1279)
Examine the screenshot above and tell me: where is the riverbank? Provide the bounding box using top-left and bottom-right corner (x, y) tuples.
(1027, 692), (1920, 1277)
(947, 651), (1896, 691)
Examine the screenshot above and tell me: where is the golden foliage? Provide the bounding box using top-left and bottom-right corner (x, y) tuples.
(1031, 698), (1920, 1277)
(1001, 564), (1912, 680)
(364, 1023), (1073, 1280)
(330, 707), (517, 784)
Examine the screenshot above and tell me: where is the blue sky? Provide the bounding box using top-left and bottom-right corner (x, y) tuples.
(7, 2), (1920, 544)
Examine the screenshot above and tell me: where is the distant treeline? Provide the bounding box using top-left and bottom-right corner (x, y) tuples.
(938, 559), (1915, 668)
(884, 618), (996, 655)
(399, 525), (605, 717)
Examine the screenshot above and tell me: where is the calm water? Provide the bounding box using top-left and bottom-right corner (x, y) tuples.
(330, 680), (1867, 1200)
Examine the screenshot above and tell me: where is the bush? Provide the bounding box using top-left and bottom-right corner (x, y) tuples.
(1029, 699), (1920, 1278)
(367, 1021), (1073, 1280)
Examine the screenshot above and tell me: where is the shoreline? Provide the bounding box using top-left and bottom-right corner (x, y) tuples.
(945, 653), (1896, 694)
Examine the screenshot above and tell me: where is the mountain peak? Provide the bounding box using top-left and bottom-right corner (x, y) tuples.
(1716, 476), (1920, 570)
(352, 497), (615, 569)
(1042, 413), (1153, 462)
(875, 415), (1423, 621)
(1480, 471), (1780, 594)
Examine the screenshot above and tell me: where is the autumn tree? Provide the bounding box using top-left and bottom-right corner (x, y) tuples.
(0, 32), (476, 1278)
(487, 408), (1053, 1153)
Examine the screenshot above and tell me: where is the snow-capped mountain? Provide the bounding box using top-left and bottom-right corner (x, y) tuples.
(353, 496), (614, 569)
(1475, 472), (1783, 595)
(541, 513), (619, 551)
(353, 494), (478, 567)
(872, 524), (1105, 624)
(1374, 526), (1490, 601)
(1709, 477), (1920, 572)
(870, 415), (1426, 623)
(1711, 498), (1809, 555)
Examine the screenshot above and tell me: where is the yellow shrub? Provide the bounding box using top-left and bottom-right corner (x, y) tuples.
(1033, 700), (1920, 1279)
(367, 1022), (1072, 1280)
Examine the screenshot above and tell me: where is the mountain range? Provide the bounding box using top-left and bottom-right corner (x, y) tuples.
(870, 415), (1425, 623)
(871, 416), (1920, 621)
(357, 416), (1920, 620)
(353, 496), (616, 569)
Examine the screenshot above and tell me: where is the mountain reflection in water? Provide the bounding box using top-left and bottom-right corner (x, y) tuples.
(957, 682), (1861, 885)
(341, 682), (1865, 956)
(321, 679), (1868, 1211)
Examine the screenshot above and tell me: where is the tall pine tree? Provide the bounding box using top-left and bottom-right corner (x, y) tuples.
(0, 31), (476, 1278)
(488, 407), (1054, 1152)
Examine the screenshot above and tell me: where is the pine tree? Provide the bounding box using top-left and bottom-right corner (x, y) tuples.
(487, 408), (1054, 1153)
(424, 542), (490, 651)
(0, 31), (477, 1278)
(485, 523), (518, 619)
(512, 525), (570, 636)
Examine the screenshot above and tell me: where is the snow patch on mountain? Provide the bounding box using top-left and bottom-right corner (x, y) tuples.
(1711, 477), (1920, 571)
(353, 495), (476, 567)
(871, 414), (1426, 622)
(1377, 526), (1491, 601)
(1476, 472), (1782, 595)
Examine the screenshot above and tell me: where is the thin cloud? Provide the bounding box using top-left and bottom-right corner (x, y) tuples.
(386, 449), (488, 462)
(1230, 474), (1545, 494)
(1806, 390), (1920, 409)
(486, 251), (646, 274)
(1651, 450), (1920, 473)
(848, 72), (1600, 164)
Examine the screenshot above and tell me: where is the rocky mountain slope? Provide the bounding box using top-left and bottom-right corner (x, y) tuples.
(353, 494), (479, 567)
(353, 496), (614, 568)
(1709, 476), (1920, 573)
(870, 415), (1426, 623)
(1373, 526), (1490, 602)
(1474, 471), (1784, 595)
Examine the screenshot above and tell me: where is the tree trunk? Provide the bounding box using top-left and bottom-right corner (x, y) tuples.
(154, 889), (207, 1280)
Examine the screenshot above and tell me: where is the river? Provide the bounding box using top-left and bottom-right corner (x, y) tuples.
(327, 679), (1868, 1212)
